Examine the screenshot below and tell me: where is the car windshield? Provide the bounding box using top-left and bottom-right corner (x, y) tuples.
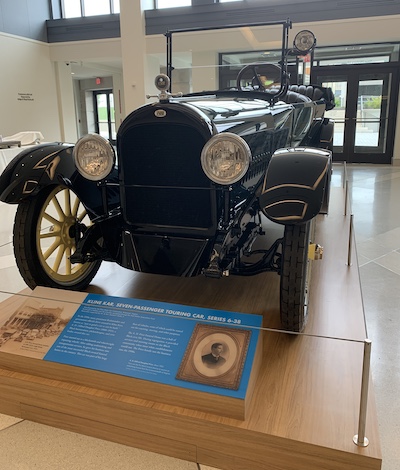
(150, 20), (295, 97)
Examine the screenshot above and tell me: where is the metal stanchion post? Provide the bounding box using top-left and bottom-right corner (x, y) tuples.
(353, 339), (372, 447)
(343, 161), (347, 189)
(344, 179), (349, 216)
(347, 214), (354, 266)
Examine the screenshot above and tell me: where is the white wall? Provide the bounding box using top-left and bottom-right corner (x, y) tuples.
(0, 32), (61, 142)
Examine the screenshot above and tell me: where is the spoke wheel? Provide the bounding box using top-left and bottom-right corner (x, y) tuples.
(13, 185), (102, 290)
(280, 221), (314, 332)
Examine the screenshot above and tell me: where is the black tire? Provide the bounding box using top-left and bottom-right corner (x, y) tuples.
(13, 185), (102, 291)
(280, 221), (313, 332)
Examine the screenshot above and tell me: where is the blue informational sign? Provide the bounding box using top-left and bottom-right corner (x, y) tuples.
(44, 294), (263, 398)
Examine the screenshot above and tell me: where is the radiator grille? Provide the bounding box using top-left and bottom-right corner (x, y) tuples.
(119, 123), (214, 230)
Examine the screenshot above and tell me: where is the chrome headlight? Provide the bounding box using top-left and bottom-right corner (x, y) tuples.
(293, 30), (316, 54)
(201, 133), (251, 185)
(73, 134), (115, 181)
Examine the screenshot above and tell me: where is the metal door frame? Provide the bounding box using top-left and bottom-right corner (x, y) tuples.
(314, 63), (399, 163)
(93, 89), (115, 144)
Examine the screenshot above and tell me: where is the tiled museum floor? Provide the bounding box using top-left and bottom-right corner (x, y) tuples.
(0, 164), (399, 470)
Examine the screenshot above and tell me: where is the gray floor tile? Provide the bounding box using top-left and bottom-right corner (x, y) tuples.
(357, 252), (372, 267)
(372, 227), (400, 251)
(374, 251), (400, 276)
(359, 261), (400, 470)
(356, 239), (392, 261)
(338, 165), (400, 470)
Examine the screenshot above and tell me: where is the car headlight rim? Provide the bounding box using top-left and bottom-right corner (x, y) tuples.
(73, 134), (115, 181)
(201, 133), (251, 185)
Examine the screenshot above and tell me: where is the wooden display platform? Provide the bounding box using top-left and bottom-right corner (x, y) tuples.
(0, 287), (263, 421)
(0, 186), (382, 470)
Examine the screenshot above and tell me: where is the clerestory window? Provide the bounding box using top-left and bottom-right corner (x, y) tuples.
(62, 0), (120, 18)
(61, 0), (242, 17)
(152, 0), (242, 9)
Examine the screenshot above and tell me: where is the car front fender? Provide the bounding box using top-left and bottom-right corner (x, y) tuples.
(0, 143), (76, 203)
(0, 142), (117, 218)
(259, 147), (332, 225)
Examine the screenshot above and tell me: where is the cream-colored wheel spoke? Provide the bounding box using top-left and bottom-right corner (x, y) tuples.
(40, 230), (61, 240)
(77, 208), (87, 222)
(42, 212), (61, 227)
(64, 247), (72, 275)
(52, 244), (65, 273)
(43, 237), (61, 260)
(43, 238), (62, 261)
(72, 196), (80, 218)
(52, 195), (66, 220)
(64, 189), (72, 217)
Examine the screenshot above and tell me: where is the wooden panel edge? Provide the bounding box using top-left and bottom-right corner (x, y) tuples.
(0, 353), (246, 420)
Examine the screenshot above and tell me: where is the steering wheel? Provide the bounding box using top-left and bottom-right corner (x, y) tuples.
(236, 63), (285, 96)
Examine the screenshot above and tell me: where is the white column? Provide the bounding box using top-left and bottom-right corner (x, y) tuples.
(119, 0), (151, 114)
(54, 61), (78, 143)
(112, 73), (125, 131)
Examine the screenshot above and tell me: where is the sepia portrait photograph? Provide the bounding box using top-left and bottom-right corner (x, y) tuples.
(176, 323), (251, 390)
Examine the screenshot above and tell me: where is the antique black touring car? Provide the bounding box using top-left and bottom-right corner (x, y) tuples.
(0, 20), (334, 332)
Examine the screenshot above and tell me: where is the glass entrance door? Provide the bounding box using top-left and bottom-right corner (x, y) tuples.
(315, 65), (399, 163)
(94, 90), (116, 144)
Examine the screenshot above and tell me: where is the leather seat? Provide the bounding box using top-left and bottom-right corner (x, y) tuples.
(289, 85), (324, 101)
(285, 90), (312, 103)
